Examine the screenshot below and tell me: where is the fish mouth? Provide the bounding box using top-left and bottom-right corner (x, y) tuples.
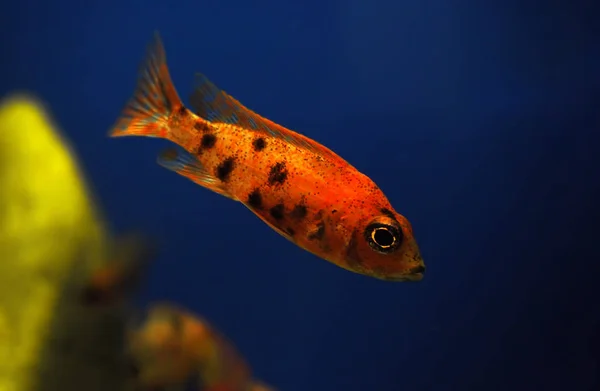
(387, 273), (423, 282)
(382, 265), (425, 282)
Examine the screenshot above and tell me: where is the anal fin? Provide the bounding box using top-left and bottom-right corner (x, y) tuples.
(242, 203), (295, 245)
(157, 147), (237, 200)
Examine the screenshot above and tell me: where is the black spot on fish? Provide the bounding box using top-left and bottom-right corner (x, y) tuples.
(178, 106), (187, 116)
(380, 208), (396, 220)
(290, 204), (308, 220)
(268, 162), (288, 185)
(247, 188), (263, 209)
(252, 137), (266, 151)
(216, 157), (236, 182)
(200, 133), (217, 149)
(285, 227), (296, 236)
(308, 221), (325, 241)
(270, 203), (285, 220)
(194, 121), (209, 132)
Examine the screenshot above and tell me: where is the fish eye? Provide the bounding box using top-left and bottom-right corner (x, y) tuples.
(364, 223), (402, 254)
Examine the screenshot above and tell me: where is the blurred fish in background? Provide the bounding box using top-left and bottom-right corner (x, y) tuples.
(126, 302), (275, 391)
(80, 232), (158, 307)
(0, 93), (275, 391)
(0, 93), (155, 391)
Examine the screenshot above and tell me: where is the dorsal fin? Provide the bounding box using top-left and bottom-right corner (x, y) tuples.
(188, 73), (345, 163)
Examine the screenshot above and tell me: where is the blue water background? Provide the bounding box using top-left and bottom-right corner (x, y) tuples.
(2, 1), (599, 390)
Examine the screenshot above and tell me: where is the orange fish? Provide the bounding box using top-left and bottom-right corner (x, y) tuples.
(109, 33), (425, 282)
(81, 233), (157, 306)
(126, 302), (273, 391)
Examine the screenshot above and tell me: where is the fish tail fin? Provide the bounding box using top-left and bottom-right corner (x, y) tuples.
(109, 31), (183, 140)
